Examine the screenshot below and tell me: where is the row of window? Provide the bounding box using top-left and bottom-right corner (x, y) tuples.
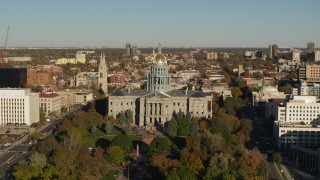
(289, 106), (320, 109)
(0, 99), (25, 102)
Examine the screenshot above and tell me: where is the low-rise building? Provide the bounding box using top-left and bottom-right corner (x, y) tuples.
(70, 72), (98, 87)
(75, 90), (94, 105)
(39, 93), (62, 117)
(27, 69), (55, 86)
(56, 90), (76, 112)
(253, 86), (286, 103)
(108, 73), (125, 85)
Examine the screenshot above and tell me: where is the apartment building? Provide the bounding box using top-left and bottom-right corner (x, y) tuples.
(299, 65), (320, 83)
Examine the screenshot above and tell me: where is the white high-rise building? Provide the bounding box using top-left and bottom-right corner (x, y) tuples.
(314, 51), (320, 62)
(0, 88), (39, 126)
(291, 49), (300, 62)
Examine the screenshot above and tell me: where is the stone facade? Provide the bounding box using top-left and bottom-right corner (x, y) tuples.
(107, 45), (212, 128)
(98, 53), (108, 94)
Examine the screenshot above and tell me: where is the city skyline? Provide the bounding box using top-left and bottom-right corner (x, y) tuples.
(1, 0), (320, 48)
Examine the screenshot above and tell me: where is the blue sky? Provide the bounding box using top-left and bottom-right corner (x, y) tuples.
(0, 0), (319, 48)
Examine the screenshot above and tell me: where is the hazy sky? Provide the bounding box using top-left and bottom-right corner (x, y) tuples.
(0, 0), (319, 48)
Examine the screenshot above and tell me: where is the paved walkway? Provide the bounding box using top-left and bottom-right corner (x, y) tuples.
(280, 164), (294, 180)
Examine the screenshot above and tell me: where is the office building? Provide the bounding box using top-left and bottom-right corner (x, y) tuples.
(298, 65), (320, 83)
(313, 51), (320, 62)
(39, 93), (62, 117)
(274, 96), (320, 149)
(0, 67), (27, 88)
(307, 42), (315, 54)
(107, 45), (212, 129)
(207, 52), (218, 60)
(268, 44), (278, 59)
(0, 88), (39, 126)
(27, 69), (55, 86)
(291, 49), (300, 63)
(298, 82), (320, 98)
(126, 43), (131, 56)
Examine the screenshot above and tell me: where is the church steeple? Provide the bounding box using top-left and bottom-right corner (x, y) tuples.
(98, 53), (108, 95)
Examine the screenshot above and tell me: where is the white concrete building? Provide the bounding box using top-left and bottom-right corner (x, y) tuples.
(253, 86), (286, 104)
(207, 52), (218, 60)
(291, 49), (300, 63)
(298, 82), (320, 98)
(314, 51), (320, 62)
(39, 93), (62, 117)
(0, 88), (39, 126)
(75, 90), (94, 105)
(274, 95), (320, 149)
(274, 121), (320, 149)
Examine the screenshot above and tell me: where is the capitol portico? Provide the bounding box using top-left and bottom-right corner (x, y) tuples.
(107, 44), (212, 129)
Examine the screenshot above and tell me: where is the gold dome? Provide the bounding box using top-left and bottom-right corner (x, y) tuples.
(153, 53), (167, 64)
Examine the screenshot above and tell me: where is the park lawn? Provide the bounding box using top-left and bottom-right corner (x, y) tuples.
(101, 169), (119, 180)
(87, 129), (105, 139)
(86, 133), (143, 149)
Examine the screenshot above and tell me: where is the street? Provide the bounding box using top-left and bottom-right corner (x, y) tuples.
(0, 106), (81, 179)
(249, 106), (283, 180)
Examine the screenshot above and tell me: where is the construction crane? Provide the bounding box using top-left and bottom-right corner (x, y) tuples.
(0, 26), (10, 65)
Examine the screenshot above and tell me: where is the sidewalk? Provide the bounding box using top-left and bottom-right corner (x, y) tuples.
(280, 164), (293, 180)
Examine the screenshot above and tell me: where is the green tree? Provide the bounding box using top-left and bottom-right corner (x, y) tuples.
(223, 97), (244, 116)
(111, 134), (133, 153)
(30, 152), (47, 170)
(106, 146), (125, 165)
(40, 109), (46, 122)
(166, 165), (198, 180)
(104, 121), (112, 135)
(177, 117), (191, 136)
(149, 137), (171, 155)
(124, 123), (132, 135)
(190, 119), (199, 134)
(51, 147), (77, 177)
(90, 125), (97, 133)
(273, 152), (282, 164)
(231, 87), (243, 98)
(186, 112), (192, 121)
(13, 163), (41, 180)
(117, 112), (127, 124)
(209, 153), (233, 174)
(166, 118), (177, 137)
(125, 110), (134, 124)
(42, 165), (60, 180)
